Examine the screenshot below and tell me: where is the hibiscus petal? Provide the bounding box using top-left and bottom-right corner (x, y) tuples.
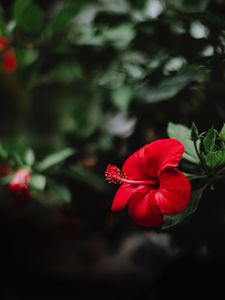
(122, 138), (184, 180)
(154, 168), (191, 215)
(128, 190), (163, 227)
(112, 183), (137, 211)
(122, 146), (149, 179)
(144, 138), (185, 175)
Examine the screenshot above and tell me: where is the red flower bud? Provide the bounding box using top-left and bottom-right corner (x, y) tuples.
(0, 36), (17, 73)
(0, 37), (8, 51)
(9, 169), (32, 201)
(2, 49), (17, 73)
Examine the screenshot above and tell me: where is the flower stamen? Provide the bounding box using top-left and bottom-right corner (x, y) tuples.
(105, 164), (158, 186)
(105, 164), (125, 184)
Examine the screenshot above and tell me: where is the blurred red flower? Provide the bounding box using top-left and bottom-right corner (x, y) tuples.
(9, 169), (32, 200)
(0, 37), (8, 50)
(0, 36), (17, 73)
(2, 49), (17, 73)
(105, 139), (191, 227)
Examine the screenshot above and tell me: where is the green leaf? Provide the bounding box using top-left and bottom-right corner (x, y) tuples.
(1, 137), (27, 160)
(100, 0), (130, 13)
(29, 174), (46, 191)
(163, 188), (204, 229)
(137, 71), (203, 103)
(167, 122), (200, 164)
(24, 149), (35, 166)
(36, 148), (75, 171)
(166, 0), (209, 12)
(44, 7), (75, 38)
(48, 179), (72, 204)
(0, 143), (7, 159)
(205, 150), (225, 169)
(13, 0), (44, 33)
(43, 0), (93, 38)
(37, 63), (83, 85)
(131, 0), (147, 9)
(111, 85), (134, 110)
(0, 6), (5, 34)
(67, 164), (108, 193)
(16, 49), (39, 67)
(73, 97), (103, 138)
(193, 12), (225, 29)
(191, 122), (199, 141)
(103, 24), (135, 49)
(124, 64), (145, 80)
(203, 128), (216, 154)
(219, 124), (225, 142)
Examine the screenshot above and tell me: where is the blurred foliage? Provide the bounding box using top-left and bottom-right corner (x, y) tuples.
(1, 0), (225, 227)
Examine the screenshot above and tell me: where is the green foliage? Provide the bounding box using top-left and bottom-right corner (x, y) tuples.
(168, 123), (225, 171)
(24, 148), (35, 166)
(44, 7), (75, 38)
(37, 63), (83, 85)
(0, 143), (7, 160)
(48, 179), (72, 204)
(203, 128), (216, 153)
(201, 124), (225, 169)
(167, 122), (200, 164)
(0, 5), (5, 34)
(36, 148), (75, 172)
(137, 70), (204, 103)
(219, 124), (225, 142)
(191, 122), (199, 142)
(166, 0), (209, 12)
(30, 174), (46, 191)
(68, 165), (108, 193)
(0, 137), (31, 168)
(205, 150), (225, 169)
(13, 0), (44, 33)
(111, 85), (134, 110)
(102, 24), (135, 49)
(16, 48), (39, 68)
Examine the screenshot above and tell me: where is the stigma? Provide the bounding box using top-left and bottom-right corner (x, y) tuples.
(105, 164), (158, 186)
(105, 165), (126, 184)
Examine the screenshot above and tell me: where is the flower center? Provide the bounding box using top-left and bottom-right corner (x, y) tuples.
(105, 164), (158, 186)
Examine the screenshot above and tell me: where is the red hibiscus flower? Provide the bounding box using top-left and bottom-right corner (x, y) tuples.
(9, 169), (32, 201)
(0, 37), (8, 50)
(0, 36), (17, 73)
(105, 138), (191, 227)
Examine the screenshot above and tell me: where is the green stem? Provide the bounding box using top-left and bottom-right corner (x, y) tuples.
(214, 165), (225, 177)
(193, 139), (207, 172)
(187, 174), (207, 180)
(201, 165), (225, 190)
